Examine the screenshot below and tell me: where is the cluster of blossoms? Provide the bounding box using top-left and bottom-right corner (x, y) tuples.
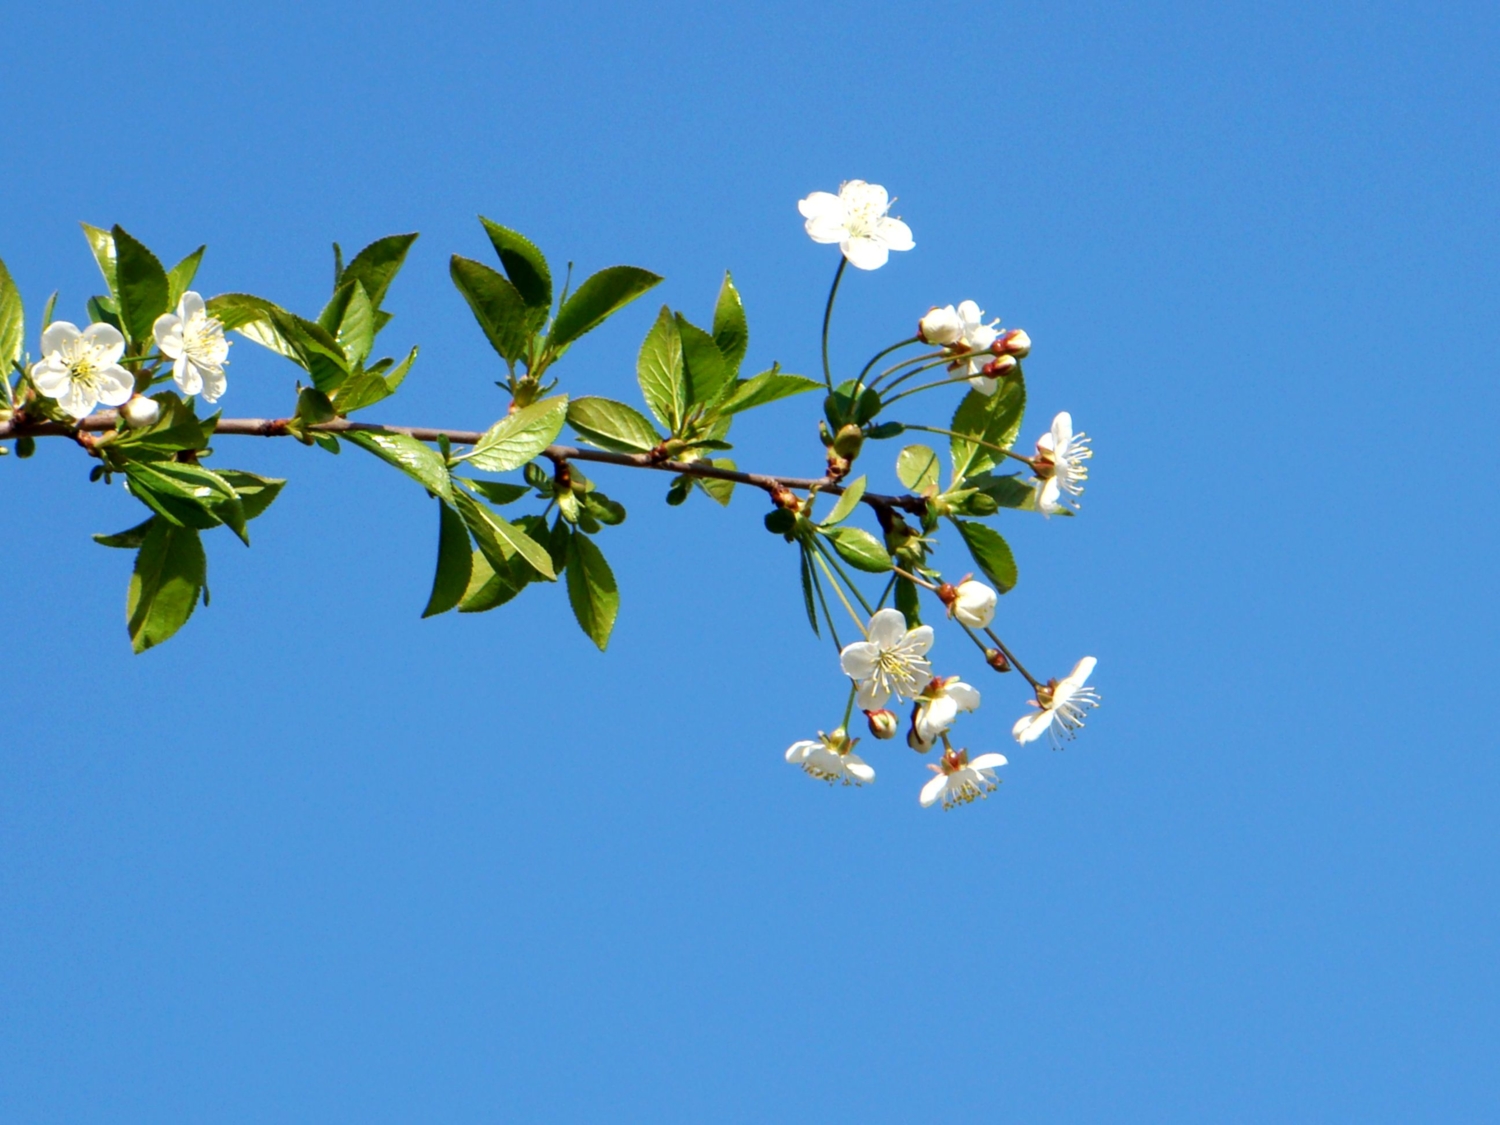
(28, 291), (230, 422)
(785, 607), (1101, 809)
(918, 302), (1032, 396)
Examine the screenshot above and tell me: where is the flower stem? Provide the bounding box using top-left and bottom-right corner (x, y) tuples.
(809, 559), (844, 651)
(811, 536), (875, 616)
(899, 424), (1036, 468)
(875, 574), (897, 610)
(841, 683), (858, 728)
(880, 372), (986, 407)
(984, 627), (1042, 689)
(810, 545), (867, 635)
(889, 564), (938, 592)
(864, 349), (949, 396)
(820, 258), (847, 393)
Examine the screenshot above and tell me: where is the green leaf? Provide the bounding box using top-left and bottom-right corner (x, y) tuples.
(566, 395), (662, 453)
(799, 547), (820, 636)
(423, 502), (474, 618)
(550, 265), (662, 349)
(459, 394), (567, 472)
(458, 548), (528, 613)
(214, 470), (286, 521)
(166, 246), (205, 309)
(821, 475), (866, 527)
(698, 459), (736, 506)
(345, 429), (452, 501)
(335, 282), (376, 366)
(295, 386), (336, 425)
(0, 256), (24, 372)
(824, 379), (882, 430)
(677, 314), (729, 408)
(80, 223), (117, 295)
(712, 272), (748, 380)
(453, 490), (555, 580)
(895, 575), (922, 627)
(583, 489), (627, 524)
(949, 376), (1026, 484)
(951, 518), (1018, 592)
(565, 532), (620, 650)
(125, 460), (247, 543)
(209, 294), (348, 391)
(450, 255), (529, 366)
(967, 471), (1050, 513)
(458, 477), (530, 505)
(824, 525), (892, 573)
(331, 370), (393, 414)
(94, 516), (156, 549)
(479, 218), (551, 319)
(636, 306), (685, 431)
(338, 233), (418, 309)
(111, 393), (214, 456)
(896, 444), (941, 494)
(112, 225), (170, 349)
(127, 518), (206, 653)
(717, 370), (820, 416)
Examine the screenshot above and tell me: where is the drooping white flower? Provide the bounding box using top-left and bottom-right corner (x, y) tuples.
(153, 292), (230, 402)
(1032, 411), (1092, 515)
(919, 747), (1008, 809)
(798, 180), (915, 271)
(919, 304), (964, 345)
(785, 728), (875, 786)
(29, 321), (135, 420)
(839, 608), (934, 709)
(947, 300), (1001, 390)
(950, 578), (997, 628)
(910, 675), (981, 748)
(120, 395), (161, 429)
(1012, 657), (1101, 748)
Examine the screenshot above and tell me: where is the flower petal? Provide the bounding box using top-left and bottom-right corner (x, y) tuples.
(839, 640), (878, 680)
(154, 313), (182, 350)
(30, 359), (70, 395)
(841, 237), (890, 270)
(901, 624), (934, 657)
(55, 379), (99, 420)
(969, 753), (1008, 771)
(969, 375), (998, 396)
(82, 322), (125, 363)
(1062, 656), (1097, 689)
(866, 608), (909, 648)
(173, 356), (203, 396)
(878, 217), (914, 252)
(95, 365), (135, 406)
(178, 291), (206, 320)
(200, 366), (226, 403)
(798, 193), (847, 243)
(1012, 708), (1054, 744)
(947, 682), (981, 712)
(915, 696), (958, 742)
(1052, 412), (1073, 450)
(40, 321), (82, 356)
(856, 681), (890, 711)
(785, 740), (817, 763)
(844, 755), (875, 784)
(919, 773), (947, 807)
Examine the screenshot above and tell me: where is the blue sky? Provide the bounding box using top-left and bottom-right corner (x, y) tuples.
(2, 0), (1498, 1119)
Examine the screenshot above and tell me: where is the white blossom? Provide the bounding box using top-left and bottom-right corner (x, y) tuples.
(839, 608), (934, 709)
(798, 181), (915, 271)
(919, 748), (1007, 809)
(919, 305), (964, 345)
(910, 675), (981, 748)
(120, 395), (161, 429)
(785, 729), (875, 786)
(1032, 411), (1092, 515)
(29, 321), (134, 420)
(1012, 657), (1101, 748)
(949, 300), (1001, 391)
(950, 579), (996, 628)
(153, 292), (230, 402)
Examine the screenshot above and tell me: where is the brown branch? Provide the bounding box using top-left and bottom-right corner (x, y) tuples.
(0, 410), (928, 514)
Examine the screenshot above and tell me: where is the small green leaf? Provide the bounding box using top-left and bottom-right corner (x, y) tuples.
(949, 376), (1026, 485)
(824, 379), (882, 430)
(129, 460), (247, 543)
(896, 444), (941, 494)
(335, 282), (376, 366)
(423, 502), (474, 617)
(166, 246), (205, 308)
(583, 489), (627, 524)
(94, 516), (156, 549)
(636, 306), (686, 431)
(209, 294), (348, 391)
(453, 490), (555, 580)
(450, 255), (529, 366)
(967, 471), (1048, 513)
(338, 233), (418, 309)
(895, 575), (922, 627)
(824, 525), (892, 573)
(345, 429), (452, 501)
(677, 314), (729, 409)
(479, 218), (551, 319)
(458, 548), (528, 612)
(799, 547), (820, 636)
(821, 475), (866, 527)
(80, 223), (118, 295)
(550, 265), (662, 349)
(112, 225), (170, 349)
(566, 532), (620, 650)
(717, 370), (820, 416)
(698, 459), (736, 506)
(951, 518), (1018, 592)
(127, 518), (206, 653)
(712, 272), (748, 380)
(214, 470), (286, 521)
(459, 395), (568, 472)
(566, 395), (662, 453)
(0, 256), (24, 371)
(458, 477), (530, 505)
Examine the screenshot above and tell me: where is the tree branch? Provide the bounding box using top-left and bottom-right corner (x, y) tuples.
(0, 410), (928, 514)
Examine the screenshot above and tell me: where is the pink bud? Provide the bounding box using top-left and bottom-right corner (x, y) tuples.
(864, 709), (899, 740)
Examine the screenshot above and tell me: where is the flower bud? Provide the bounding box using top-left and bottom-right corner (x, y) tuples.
(907, 724), (934, 753)
(918, 304), (964, 345)
(982, 355), (1018, 377)
(994, 329), (1031, 357)
(984, 647), (1011, 673)
(832, 423), (864, 461)
(951, 579), (997, 628)
(121, 395), (160, 429)
(864, 708), (899, 740)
